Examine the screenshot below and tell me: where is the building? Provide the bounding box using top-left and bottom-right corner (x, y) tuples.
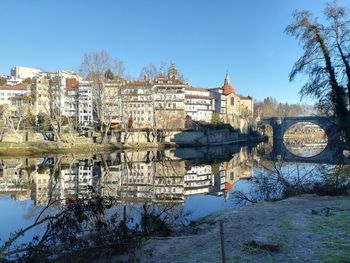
(11, 66), (42, 79)
(210, 73), (254, 131)
(31, 77), (51, 114)
(185, 87), (215, 122)
(78, 81), (94, 127)
(103, 83), (122, 127)
(120, 80), (153, 129)
(0, 84), (28, 105)
(153, 70), (187, 130)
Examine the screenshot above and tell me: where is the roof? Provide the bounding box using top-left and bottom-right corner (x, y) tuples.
(185, 94), (214, 100)
(0, 84), (27, 91)
(222, 83), (236, 95)
(124, 81), (150, 87)
(185, 86), (210, 92)
(239, 95), (252, 100)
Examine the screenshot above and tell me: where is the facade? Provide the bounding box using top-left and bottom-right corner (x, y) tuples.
(185, 87), (215, 122)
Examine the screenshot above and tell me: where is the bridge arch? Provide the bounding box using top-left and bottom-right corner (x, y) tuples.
(259, 116), (346, 164)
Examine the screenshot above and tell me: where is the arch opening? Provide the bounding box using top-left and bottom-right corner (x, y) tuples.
(283, 121), (328, 158)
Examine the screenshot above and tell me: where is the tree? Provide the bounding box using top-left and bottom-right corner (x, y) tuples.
(286, 2), (350, 141)
(79, 50), (126, 141)
(22, 78), (32, 85)
(139, 63), (159, 81)
(0, 77), (7, 86)
(2, 105), (25, 143)
(79, 50), (111, 83)
(104, 69), (114, 81)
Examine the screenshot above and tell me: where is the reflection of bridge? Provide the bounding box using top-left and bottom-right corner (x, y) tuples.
(260, 116), (349, 164)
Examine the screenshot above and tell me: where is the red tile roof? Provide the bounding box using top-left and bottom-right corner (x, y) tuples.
(0, 84), (27, 91)
(222, 84), (236, 95)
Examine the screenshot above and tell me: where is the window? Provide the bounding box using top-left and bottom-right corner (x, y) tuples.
(231, 97), (234, 105)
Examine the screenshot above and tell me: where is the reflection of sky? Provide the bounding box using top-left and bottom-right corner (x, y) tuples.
(0, 196), (39, 244)
(184, 180), (251, 220)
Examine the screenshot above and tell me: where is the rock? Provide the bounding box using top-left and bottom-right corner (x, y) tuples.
(246, 237), (281, 252)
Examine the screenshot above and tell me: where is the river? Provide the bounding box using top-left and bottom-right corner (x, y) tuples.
(0, 140), (347, 249)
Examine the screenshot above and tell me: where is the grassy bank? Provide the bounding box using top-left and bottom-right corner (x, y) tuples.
(0, 141), (118, 157)
(138, 195), (350, 263)
(0, 135), (263, 157)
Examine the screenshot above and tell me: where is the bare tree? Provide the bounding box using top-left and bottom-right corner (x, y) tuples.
(2, 105), (25, 143)
(139, 63), (159, 81)
(79, 51), (127, 142)
(79, 50), (111, 83)
(112, 58), (126, 80)
(286, 3), (350, 140)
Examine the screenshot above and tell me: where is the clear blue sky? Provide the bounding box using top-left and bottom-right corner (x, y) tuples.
(0, 0), (334, 103)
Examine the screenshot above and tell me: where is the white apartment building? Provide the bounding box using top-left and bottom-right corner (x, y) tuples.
(185, 87), (215, 122)
(78, 81), (93, 127)
(0, 84), (28, 105)
(11, 66), (42, 79)
(210, 87), (227, 119)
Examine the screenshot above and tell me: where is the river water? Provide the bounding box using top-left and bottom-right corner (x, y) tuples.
(0, 141), (347, 245)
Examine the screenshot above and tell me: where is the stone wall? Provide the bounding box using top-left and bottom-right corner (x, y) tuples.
(165, 129), (239, 146)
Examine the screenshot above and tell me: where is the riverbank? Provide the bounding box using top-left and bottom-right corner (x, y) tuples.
(138, 194), (350, 263)
(0, 134), (265, 157)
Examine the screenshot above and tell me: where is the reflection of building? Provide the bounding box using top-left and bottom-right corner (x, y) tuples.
(31, 167), (51, 206)
(184, 165), (215, 196)
(0, 147), (255, 207)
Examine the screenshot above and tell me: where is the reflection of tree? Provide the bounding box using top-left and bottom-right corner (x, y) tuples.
(0, 183), (190, 262)
(232, 159), (320, 205)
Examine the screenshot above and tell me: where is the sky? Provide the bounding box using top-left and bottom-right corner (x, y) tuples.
(0, 0), (337, 103)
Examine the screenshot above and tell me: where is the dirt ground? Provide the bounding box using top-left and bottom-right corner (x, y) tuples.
(138, 194), (350, 263)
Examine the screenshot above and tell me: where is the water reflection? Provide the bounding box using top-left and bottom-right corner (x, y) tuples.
(0, 146), (255, 208)
(283, 122), (328, 157)
(0, 142), (349, 261)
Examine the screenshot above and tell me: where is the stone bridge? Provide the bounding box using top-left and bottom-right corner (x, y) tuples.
(260, 116), (349, 164)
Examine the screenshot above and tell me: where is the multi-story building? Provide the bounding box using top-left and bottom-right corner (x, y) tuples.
(11, 66), (42, 79)
(119, 81), (154, 129)
(78, 81), (93, 127)
(103, 83), (122, 127)
(0, 84), (28, 105)
(153, 75), (187, 130)
(185, 87), (215, 122)
(31, 77), (51, 114)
